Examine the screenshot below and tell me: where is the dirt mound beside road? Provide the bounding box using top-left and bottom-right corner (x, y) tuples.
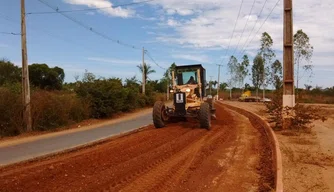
(0, 103), (274, 192)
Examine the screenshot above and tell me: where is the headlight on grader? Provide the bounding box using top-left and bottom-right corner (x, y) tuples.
(185, 88), (191, 93)
(170, 89), (174, 93)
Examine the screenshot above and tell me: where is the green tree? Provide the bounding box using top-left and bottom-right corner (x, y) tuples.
(124, 76), (139, 88)
(237, 55), (250, 91)
(82, 69), (96, 82)
(220, 82), (228, 91)
(29, 63), (65, 90)
(227, 55), (238, 99)
(137, 63), (156, 83)
(164, 62), (177, 79)
(259, 32), (275, 98)
(271, 60), (283, 90)
(252, 54), (265, 98)
(0, 59), (21, 86)
(304, 84), (312, 91)
(294, 29), (314, 98)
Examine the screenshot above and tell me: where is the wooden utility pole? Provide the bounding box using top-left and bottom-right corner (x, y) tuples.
(283, 0), (295, 128)
(217, 64), (223, 99)
(262, 70), (265, 99)
(21, 0), (32, 131)
(166, 69), (170, 100)
(142, 47), (145, 94)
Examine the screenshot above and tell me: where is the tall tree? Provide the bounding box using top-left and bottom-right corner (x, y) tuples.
(227, 55), (238, 99)
(137, 63), (156, 83)
(29, 63), (65, 90)
(237, 55), (250, 91)
(259, 32), (275, 98)
(0, 59), (21, 86)
(271, 60), (283, 90)
(252, 54), (264, 98)
(294, 29), (314, 98)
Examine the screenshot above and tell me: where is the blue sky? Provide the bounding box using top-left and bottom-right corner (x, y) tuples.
(0, 0), (333, 88)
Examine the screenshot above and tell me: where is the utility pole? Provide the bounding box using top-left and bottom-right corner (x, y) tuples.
(21, 0), (32, 131)
(262, 70), (265, 99)
(283, 0), (295, 128)
(142, 47), (145, 95)
(166, 69), (170, 100)
(217, 64), (223, 100)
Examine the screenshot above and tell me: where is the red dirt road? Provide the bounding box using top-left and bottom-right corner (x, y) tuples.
(0, 103), (274, 192)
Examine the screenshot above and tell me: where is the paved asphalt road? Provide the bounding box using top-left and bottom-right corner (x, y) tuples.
(0, 111), (152, 166)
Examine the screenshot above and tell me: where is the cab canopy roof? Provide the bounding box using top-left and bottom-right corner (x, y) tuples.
(175, 64), (205, 70)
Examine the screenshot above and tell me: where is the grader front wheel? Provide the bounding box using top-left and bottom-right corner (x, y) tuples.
(199, 102), (211, 130)
(153, 101), (167, 128)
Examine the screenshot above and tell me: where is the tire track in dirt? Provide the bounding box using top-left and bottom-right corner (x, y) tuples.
(0, 102), (274, 192)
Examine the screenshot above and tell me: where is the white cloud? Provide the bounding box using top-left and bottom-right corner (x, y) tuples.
(176, 9), (194, 16)
(172, 54), (211, 63)
(151, 0), (334, 56)
(63, 0), (134, 18)
(167, 19), (180, 27)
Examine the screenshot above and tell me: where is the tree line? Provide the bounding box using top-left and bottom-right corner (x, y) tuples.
(0, 59), (167, 137)
(226, 29), (314, 99)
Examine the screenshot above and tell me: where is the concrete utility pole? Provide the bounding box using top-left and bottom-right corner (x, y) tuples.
(283, 0), (295, 127)
(142, 47), (145, 95)
(21, 0), (32, 131)
(217, 64), (223, 100)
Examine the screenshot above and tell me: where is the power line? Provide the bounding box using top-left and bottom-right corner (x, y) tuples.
(36, 0), (140, 50)
(145, 50), (166, 70)
(0, 13), (18, 23)
(0, 13), (113, 56)
(220, 0), (244, 65)
(0, 31), (21, 35)
(238, 0), (280, 59)
(238, 0), (269, 59)
(27, 0), (154, 15)
(231, 0), (256, 57)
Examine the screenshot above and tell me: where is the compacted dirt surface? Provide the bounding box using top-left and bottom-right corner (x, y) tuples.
(0, 102), (274, 192)
(225, 101), (334, 192)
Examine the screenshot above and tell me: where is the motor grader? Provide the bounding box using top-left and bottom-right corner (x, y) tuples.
(152, 64), (216, 130)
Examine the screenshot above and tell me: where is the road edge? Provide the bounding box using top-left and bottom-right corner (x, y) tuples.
(0, 124), (151, 168)
(217, 101), (283, 192)
(0, 107), (153, 148)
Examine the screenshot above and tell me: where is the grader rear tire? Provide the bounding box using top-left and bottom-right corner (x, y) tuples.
(199, 102), (211, 130)
(153, 101), (166, 128)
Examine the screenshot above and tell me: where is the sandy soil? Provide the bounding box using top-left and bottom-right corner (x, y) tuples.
(224, 101), (334, 192)
(0, 102), (274, 192)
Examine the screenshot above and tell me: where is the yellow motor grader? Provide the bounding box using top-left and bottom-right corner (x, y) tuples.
(152, 64), (216, 130)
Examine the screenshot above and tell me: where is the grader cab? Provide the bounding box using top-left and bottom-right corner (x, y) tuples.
(152, 64), (216, 130)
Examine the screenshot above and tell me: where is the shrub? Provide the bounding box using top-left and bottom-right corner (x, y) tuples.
(75, 78), (127, 118)
(265, 89), (327, 131)
(31, 90), (90, 131)
(0, 88), (23, 136)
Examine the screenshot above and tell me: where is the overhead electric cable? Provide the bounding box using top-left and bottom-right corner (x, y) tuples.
(0, 31), (21, 35)
(238, 0), (280, 58)
(145, 51), (166, 70)
(220, 0), (244, 65)
(37, 0), (140, 50)
(27, 0), (154, 15)
(231, 0), (256, 57)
